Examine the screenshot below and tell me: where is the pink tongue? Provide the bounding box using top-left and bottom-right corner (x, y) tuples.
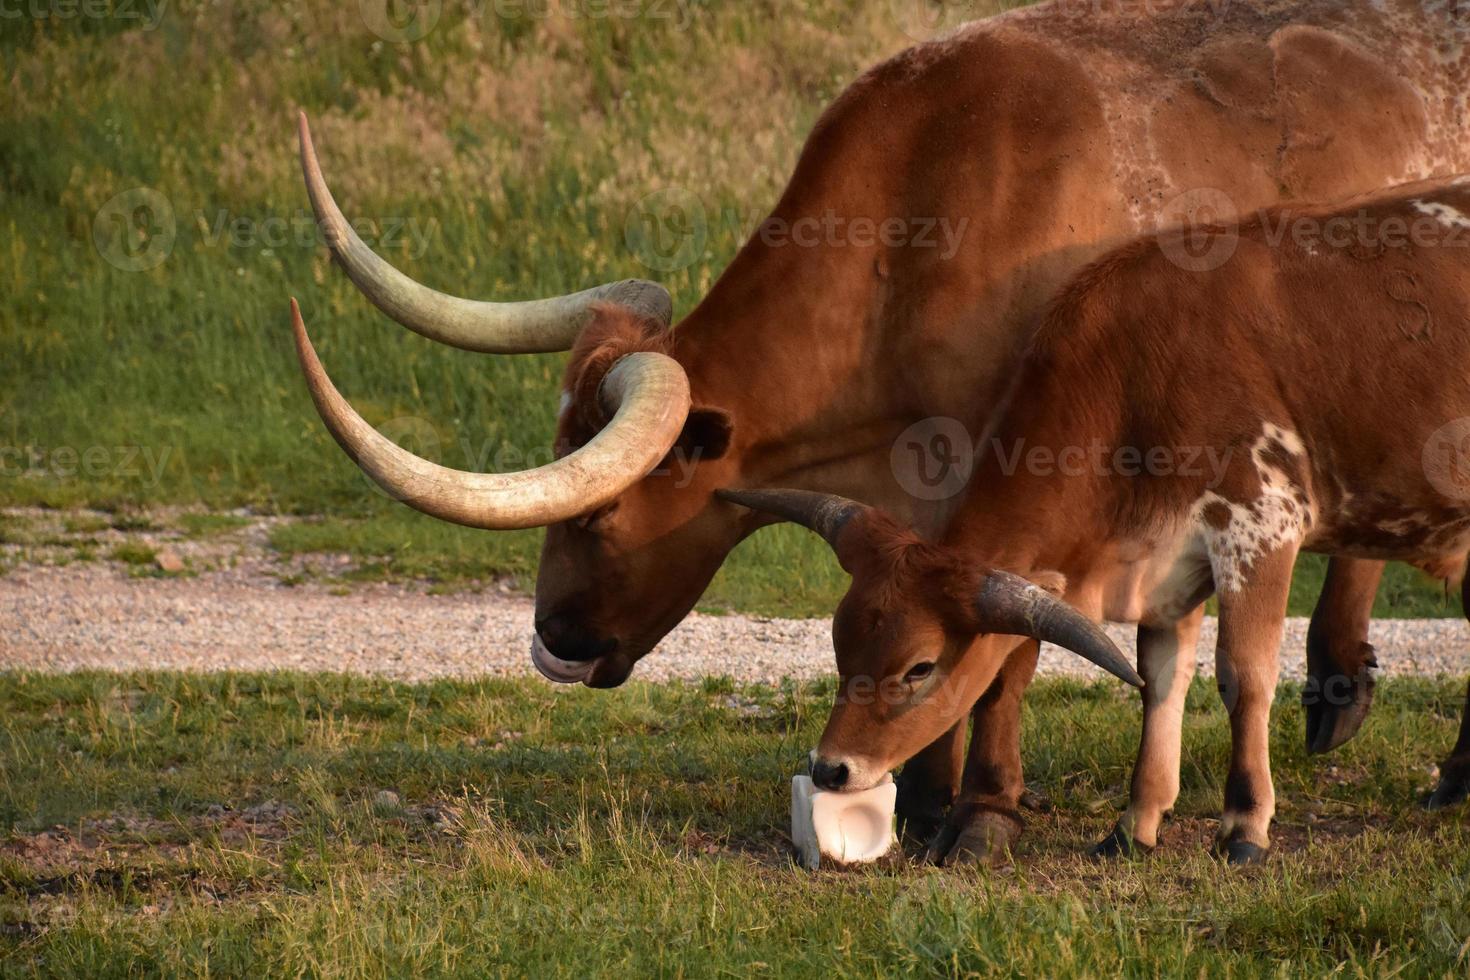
(530, 636), (596, 685)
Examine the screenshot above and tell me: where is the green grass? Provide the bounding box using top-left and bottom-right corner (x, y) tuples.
(59, 515), (110, 536)
(176, 513), (251, 539)
(2, 1), (1463, 619)
(106, 543), (156, 567)
(0, 0), (923, 616)
(1, 672), (1467, 975)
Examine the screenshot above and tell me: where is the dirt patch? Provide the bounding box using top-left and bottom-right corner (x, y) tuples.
(1, 801), (294, 879)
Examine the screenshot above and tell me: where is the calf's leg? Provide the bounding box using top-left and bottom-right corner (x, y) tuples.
(1304, 557), (1383, 754)
(1213, 547), (1295, 866)
(1094, 606), (1204, 858)
(895, 721), (965, 849)
(924, 639), (1040, 867)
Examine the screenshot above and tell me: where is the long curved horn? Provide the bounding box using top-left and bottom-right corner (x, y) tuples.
(975, 571), (1143, 688)
(292, 299), (690, 529)
(298, 112), (672, 353)
(716, 489), (868, 550)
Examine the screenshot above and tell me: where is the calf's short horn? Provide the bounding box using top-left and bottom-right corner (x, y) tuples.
(974, 570), (1143, 687)
(715, 488), (869, 549)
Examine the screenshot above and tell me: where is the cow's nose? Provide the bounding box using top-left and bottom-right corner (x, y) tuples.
(811, 758), (850, 791)
(534, 615), (617, 663)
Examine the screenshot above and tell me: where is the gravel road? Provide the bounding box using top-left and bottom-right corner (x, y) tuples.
(2, 542), (1466, 685)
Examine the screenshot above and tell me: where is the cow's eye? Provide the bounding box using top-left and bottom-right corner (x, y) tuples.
(903, 662), (936, 684)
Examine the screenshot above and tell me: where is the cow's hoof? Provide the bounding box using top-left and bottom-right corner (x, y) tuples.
(1215, 839), (1269, 866)
(1424, 764), (1470, 812)
(895, 770), (953, 852)
(1089, 826), (1154, 860)
(1304, 642), (1376, 755)
(923, 804), (1024, 868)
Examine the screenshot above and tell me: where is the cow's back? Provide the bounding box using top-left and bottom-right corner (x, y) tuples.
(796, 2), (1464, 522)
(681, 1), (1470, 530)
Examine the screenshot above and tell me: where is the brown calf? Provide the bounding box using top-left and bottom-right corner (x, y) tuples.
(723, 176), (1470, 864)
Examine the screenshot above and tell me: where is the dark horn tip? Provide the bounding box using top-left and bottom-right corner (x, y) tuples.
(1084, 638), (1142, 689)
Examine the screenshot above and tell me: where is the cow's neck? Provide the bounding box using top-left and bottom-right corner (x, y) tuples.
(669, 237), (963, 530)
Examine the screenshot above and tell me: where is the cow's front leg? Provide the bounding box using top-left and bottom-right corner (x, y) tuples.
(1094, 606), (1204, 858)
(1426, 567), (1470, 810)
(1304, 557), (1383, 754)
(1213, 548), (1295, 866)
(895, 720), (965, 849)
(923, 639), (1039, 867)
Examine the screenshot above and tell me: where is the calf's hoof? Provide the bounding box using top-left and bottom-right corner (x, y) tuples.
(895, 771), (952, 852)
(1089, 826), (1154, 860)
(923, 804), (1024, 868)
(1214, 839), (1269, 866)
(1424, 763), (1470, 812)
(1303, 642), (1377, 755)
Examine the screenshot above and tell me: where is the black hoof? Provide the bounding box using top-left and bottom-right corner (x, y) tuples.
(898, 810), (946, 852)
(1424, 768), (1470, 812)
(1216, 839), (1269, 866)
(1303, 643), (1377, 755)
(1089, 827), (1153, 860)
(895, 777), (952, 852)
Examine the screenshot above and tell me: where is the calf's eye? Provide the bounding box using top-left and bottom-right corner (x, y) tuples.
(904, 662), (936, 684)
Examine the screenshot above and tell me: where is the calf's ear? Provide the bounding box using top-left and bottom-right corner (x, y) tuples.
(1026, 570), (1067, 598)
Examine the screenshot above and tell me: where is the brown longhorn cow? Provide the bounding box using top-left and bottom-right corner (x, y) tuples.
(290, 1), (1470, 858)
(723, 175), (1470, 865)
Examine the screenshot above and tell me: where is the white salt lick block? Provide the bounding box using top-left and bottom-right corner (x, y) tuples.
(790, 773), (896, 870)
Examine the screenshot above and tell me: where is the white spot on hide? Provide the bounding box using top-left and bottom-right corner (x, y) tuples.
(1190, 424), (1311, 595)
(1413, 198), (1470, 231)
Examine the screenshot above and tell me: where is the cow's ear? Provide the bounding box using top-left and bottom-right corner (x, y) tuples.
(673, 407), (734, 463)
